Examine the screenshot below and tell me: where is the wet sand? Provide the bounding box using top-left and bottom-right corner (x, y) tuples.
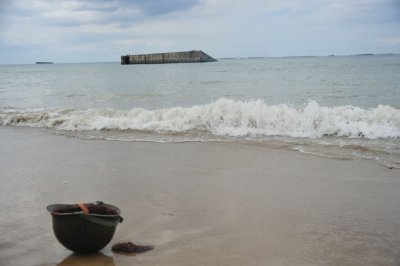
(0, 126), (399, 266)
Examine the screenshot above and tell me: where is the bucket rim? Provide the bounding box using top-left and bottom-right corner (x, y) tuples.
(46, 202), (121, 217)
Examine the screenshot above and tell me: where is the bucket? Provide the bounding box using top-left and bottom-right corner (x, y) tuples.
(47, 201), (123, 253)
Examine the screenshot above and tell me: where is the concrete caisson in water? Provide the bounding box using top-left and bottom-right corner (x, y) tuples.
(121, 50), (217, 64)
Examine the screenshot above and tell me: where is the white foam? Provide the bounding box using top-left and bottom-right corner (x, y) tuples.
(1, 99), (399, 139)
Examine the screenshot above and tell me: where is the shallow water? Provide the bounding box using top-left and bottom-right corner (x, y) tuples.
(1, 55), (400, 110)
(1, 55), (399, 167)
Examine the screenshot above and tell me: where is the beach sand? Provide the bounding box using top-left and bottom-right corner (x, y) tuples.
(0, 126), (399, 266)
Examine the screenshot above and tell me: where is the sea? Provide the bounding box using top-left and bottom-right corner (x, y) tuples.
(1, 55), (399, 168)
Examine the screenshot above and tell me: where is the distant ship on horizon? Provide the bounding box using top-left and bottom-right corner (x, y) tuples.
(36, 62), (53, 64)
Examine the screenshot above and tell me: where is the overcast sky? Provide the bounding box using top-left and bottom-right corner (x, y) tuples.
(0, 0), (399, 63)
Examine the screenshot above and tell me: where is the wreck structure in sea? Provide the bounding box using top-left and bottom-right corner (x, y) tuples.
(121, 50), (217, 64)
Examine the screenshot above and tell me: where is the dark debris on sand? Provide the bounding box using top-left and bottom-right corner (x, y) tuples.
(112, 242), (154, 254)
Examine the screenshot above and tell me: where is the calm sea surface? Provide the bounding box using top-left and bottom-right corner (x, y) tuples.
(1, 55), (399, 167)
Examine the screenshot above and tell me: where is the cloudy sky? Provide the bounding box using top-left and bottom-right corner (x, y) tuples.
(0, 0), (399, 63)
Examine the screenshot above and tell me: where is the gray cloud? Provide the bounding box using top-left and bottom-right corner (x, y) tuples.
(4, 0), (201, 27)
(0, 0), (399, 63)
(124, 0), (200, 16)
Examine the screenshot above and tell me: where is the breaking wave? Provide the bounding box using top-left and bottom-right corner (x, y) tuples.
(1, 99), (399, 139)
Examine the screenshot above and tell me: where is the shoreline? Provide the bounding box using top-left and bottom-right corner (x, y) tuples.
(0, 126), (399, 266)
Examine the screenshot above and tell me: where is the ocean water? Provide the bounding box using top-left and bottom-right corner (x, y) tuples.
(1, 55), (399, 168)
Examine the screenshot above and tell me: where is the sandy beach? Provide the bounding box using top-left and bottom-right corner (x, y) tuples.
(0, 126), (399, 266)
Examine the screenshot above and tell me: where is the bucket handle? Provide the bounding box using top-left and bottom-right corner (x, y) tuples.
(78, 201), (123, 226)
(80, 213), (123, 227)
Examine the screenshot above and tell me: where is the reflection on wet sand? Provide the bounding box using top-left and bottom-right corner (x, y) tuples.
(57, 252), (114, 266)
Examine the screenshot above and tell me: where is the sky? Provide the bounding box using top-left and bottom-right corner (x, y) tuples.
(0, 0), (399, 63)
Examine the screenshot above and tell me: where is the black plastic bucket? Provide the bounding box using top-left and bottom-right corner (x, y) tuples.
(47, 202), (123, 253)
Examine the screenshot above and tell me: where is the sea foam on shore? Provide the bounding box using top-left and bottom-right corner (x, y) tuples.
(1, 99), (399, 139)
